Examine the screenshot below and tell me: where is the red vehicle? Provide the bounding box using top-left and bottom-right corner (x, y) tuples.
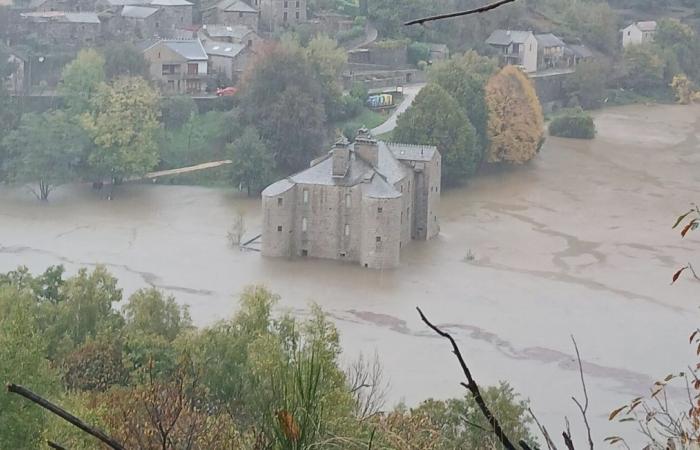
(216, 86), (238, 97)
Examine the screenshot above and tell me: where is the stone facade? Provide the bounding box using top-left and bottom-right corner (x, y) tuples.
(141, 39), (208, 94)
(261, 129), (441, 269)
(203, 0), (259, 29)
(257, 0), (306, 33)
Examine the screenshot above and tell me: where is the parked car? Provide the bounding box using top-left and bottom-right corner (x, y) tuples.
(216, 87), (238, 97)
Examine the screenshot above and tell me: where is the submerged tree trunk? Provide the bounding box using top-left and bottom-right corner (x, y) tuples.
(38, 179), (50, 201)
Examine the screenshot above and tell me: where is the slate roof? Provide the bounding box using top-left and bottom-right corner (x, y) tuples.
(262, 139), (437, 200)
(121, 5), (159, 18)
(201, 24), (254, 40)
(204, 40), (245, 57)
(535, 33), (565, 48)
(21, 11), (101, 23)
(388, 142), (437, 162)
(636, 20), (657, 32)
(149, 0), (193, 6)
(486, 29), (533, 46)
(217, 0), (256, 12)
(142, 39), (208, 60)
(568, 44), (593, 59)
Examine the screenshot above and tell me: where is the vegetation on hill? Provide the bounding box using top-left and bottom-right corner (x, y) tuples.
(0, 265), (536, 449)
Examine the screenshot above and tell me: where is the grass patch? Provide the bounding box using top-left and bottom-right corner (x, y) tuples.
(334, 107), (388, 138)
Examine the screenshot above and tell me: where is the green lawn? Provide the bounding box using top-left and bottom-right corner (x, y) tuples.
(335, 107), (387, 134)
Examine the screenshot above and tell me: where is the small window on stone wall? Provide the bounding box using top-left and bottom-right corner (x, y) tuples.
(277, 197), (283, 206)
(377, 207), (383, 213)
(277, 225), (282, 232)
(376, 236), (381, 242)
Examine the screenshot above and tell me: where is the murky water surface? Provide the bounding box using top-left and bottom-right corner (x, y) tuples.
(1, 104), (699, 445)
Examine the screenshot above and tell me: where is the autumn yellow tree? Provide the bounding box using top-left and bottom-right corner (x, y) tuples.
(485, 65), (544, 164)
(670, 74), (700, 105)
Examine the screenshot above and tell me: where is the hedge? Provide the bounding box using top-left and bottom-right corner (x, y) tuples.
(548, 109), (596, 139)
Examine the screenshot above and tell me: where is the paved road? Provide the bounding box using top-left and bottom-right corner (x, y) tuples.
(371, 82), (426, 136)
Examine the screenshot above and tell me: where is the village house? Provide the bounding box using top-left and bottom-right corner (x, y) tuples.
(20, 11), (101, 46)
(202, 39), (252, 83)
(535, 33), (566, 70)
(4, 52), (26, 95)
(141, 38), (208, 94)
(567, 44), (593, 66)
(200, 24), (262, 48)
(113, 5), (161, 38)
(261, 129), (441, 269)
(148, 0), (193, 35)
(257, 0), (306, 33)
(485, 29), (538, 73)
(622, 20), (657, 47)
(203, 0), (259, 29)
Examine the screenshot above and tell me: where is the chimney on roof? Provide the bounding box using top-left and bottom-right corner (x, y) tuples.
(331, 136), (350, 178)
(354, 127), (378, 167)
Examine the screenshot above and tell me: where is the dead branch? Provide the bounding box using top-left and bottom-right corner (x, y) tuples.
(571, 336), (594, 450)
(405, 0), (517, 26)
(416, 307), (520, 450)
(47, 441), (67, 450)
(562, 431), (574, 450)
(528, 408), (558, 450)
(6, 384), (125, 450)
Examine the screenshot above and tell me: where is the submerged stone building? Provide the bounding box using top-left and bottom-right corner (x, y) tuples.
(261, 129), (441, 269)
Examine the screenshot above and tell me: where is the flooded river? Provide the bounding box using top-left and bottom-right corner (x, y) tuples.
(1, 104), (699, 445)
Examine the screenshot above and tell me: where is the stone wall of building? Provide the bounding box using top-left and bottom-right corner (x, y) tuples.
(293, 183), (363, 262)
(157, 5), (192, 36)
(359, 195), (401, 269)
(219, 10), (258, 28)
(261, 185), (296, 257)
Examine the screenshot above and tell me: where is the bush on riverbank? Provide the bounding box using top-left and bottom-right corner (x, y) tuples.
(548, 109), (596, 139)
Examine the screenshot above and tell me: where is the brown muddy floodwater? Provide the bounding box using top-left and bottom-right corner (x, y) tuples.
(1, 104), (699, 445)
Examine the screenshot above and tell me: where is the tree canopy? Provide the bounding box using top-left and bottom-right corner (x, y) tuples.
(82, 76), (160, 183)
(59, 48), (106, 114)
(394, 83), (480, 185)
(485, 65), (544, 164)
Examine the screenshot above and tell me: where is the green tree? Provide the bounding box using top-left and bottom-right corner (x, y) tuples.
(82, 77), (160, 186)
(622, 43), (666, 92)
(429, 51), (497, 144)
(3, 110), (87, 200)
(565, 60), (608, 110)
(304, 35), (347, 118)
(0, 286), (59, 449)
(160, 95), (198, 130)
(123, 288), (192, 342)
(102, 42), (148, 80)
(485, 66), (544, 164)
(411, 382), (536, 449)
(227, 127), (275, 196)
(240, 43), (328, 172)
(59, 48), (105, 114)
(42, 266), (124, 360)
(394, 83), (479, 186)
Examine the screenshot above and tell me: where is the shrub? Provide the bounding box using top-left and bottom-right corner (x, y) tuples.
(408, 41), (431, 66)
(548, 109), (596, 139)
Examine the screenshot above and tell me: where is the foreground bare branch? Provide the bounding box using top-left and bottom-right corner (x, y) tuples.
(6, 383), (125, 450)
(404, 0), (518, 26)
(416, 307), (520, 450)
(571, 336), (594, 450)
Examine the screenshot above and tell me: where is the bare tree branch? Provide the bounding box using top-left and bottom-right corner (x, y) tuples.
(571, 336), (594, 450)
(528, 408), (559, 450)
(405, 0), (518, 26)
(6, 384), (125, 450)
(416, 307), (520, 450)
(47, 441), (67, 450)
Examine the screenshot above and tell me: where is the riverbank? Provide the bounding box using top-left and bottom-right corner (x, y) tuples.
(1, 102), (699, 446)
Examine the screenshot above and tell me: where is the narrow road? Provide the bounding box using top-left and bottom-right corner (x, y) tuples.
(371, 82), (426, 136)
